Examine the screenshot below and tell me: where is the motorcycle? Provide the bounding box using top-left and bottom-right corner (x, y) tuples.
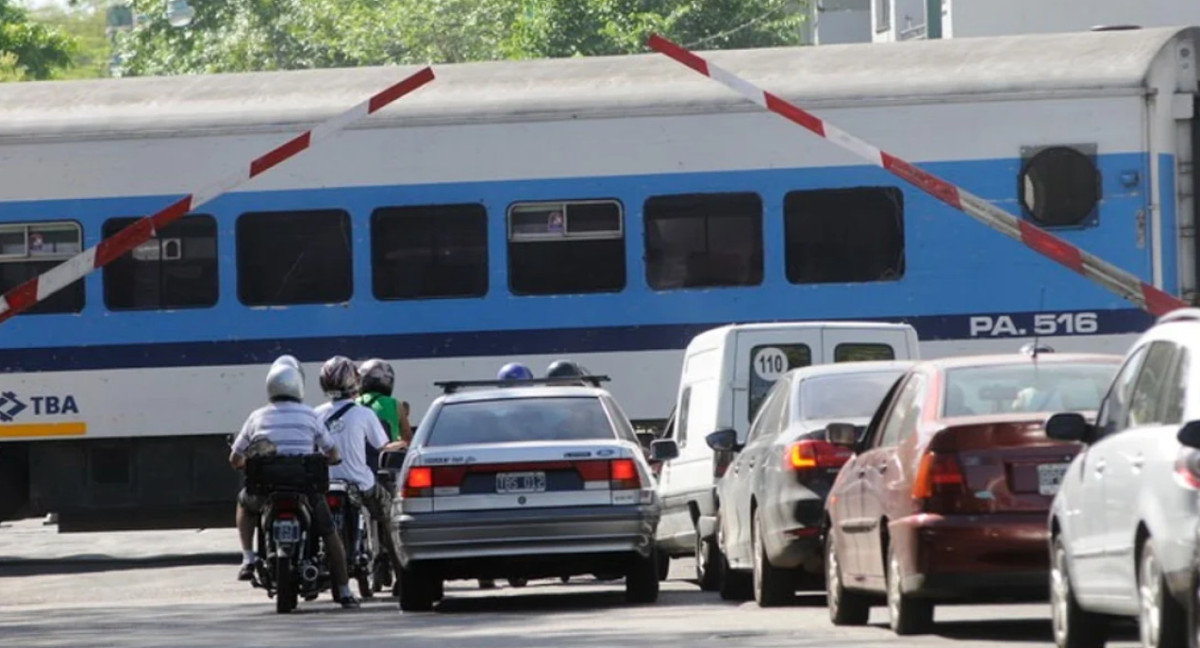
(326, 479), (375, 599)
(244, 452), (332, 613)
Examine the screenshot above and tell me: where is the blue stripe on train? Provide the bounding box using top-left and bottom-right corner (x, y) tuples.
(0, 308), (1153, 373)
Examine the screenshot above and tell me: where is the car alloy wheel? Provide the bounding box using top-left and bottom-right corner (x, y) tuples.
(1140, 547), (1163, 648)
(1050, 544), (1072, 648)
(827, 537), (841, 617)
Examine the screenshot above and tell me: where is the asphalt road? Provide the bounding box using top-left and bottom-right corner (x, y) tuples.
(0, 519), (1141, 648)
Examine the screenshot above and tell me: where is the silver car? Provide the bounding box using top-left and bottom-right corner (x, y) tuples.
(1045, 308), (1200, 648)
(389, 379), (662, 611)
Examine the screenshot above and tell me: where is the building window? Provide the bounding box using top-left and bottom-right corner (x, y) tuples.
(784, 187), (905, 284)
(507, 200), (625, 295)
(0, 221), (84, 315)
(236, 209), (352, 306)
(371, 204), (487, 300)
(102, 215), (218, 310)
(644, 192), (763, 290)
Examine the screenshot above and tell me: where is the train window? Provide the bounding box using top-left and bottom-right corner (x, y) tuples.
(0, 221), (84, 315)
(1019, 145), (1100, 228)
(507, 200), (625, 295)
(644, 193), (763, 290)
(236, 209), (352, 306)
(102, 215), (218, 310)
(784, 187), (905, 284)
(372, 204), (488, 300)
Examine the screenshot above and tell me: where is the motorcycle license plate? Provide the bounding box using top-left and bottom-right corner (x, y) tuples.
(496, 472), (546, 494)
(273, 519), (300, 543)
(1037, 463), (1069, 496)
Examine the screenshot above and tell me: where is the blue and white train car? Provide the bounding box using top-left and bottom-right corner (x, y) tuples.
(0, 27), (1195, 529)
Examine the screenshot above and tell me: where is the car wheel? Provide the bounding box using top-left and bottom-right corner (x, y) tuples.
(696, 520), (720, 591)
(625, 546), (660, 604)
(752, 509), (795, 607)
(656, 547), (670, 581)
(1050, 537), (1107, 648)
(1139, 538), (1187, 648)
(397, 564), (435, 612)
(826, 531), (869, 625)
(507, 577), (528, 588)
(886, 544), (933, 635)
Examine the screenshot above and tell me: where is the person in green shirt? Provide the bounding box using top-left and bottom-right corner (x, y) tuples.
(355, 358), (411, 445)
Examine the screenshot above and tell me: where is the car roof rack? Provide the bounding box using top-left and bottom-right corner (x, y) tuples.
(434, 375), (611, 394)
(1156, 307), (1200, 325)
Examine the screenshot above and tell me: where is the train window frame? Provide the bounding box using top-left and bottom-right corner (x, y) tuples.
(783, 186), (905, 285)
(371, 203), (489, 301)
(101, 214), (219, 311)
(0, 220), (85, 315)
(643, 192), (764, 291)
(236, 209), (353, 307)
(506, 199), (627, 296)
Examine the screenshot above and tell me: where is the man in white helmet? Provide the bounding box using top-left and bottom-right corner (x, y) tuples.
(228, 356), (360, 609)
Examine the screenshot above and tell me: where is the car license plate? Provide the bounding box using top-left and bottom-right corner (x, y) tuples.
(1037, 463), (1069, 496)
(273, 519), (300, 543)
(496, 472), (546, 494)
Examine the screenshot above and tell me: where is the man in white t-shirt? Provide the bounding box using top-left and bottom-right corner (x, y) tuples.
(316, 356), (408, 585)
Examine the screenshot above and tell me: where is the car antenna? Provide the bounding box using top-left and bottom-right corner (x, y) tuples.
(1032, 287), (1046, 360)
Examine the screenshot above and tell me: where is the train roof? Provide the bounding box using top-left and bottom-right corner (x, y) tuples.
(0, 26), (1196, 142)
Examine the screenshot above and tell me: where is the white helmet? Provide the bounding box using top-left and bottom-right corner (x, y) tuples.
(267, 363), (305, 402)
(272, 354), (305, 382)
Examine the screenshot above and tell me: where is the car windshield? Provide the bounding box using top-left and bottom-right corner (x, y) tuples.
(942, 361), (1118, 417)
(425, 397), (615, 447)
(799, 370), (907, 421)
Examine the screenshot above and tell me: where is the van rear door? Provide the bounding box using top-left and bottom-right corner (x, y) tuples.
(818, 326), (918, 363)
(733, 330), (822, 439)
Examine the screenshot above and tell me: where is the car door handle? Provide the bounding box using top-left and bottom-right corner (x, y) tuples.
(1094, 459), (1106, 475)
(876, 464), (888, 473)
(1128, 454), (1144, 470)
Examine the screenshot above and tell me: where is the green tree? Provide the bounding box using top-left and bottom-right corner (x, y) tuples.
(0, 0), (77, 80)
(111, 0), (806, 76)
(34, 0), (110, 79)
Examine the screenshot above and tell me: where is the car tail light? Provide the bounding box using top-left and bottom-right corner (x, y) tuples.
(1175, 449), (1200, 489)
(610, 459), (640, 490)
(403, 466), (433, 498)
(912, 451), (965, 500)
(786, 440), (852, 471)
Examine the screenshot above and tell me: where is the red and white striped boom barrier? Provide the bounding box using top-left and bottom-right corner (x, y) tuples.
(0, 66), (436, 325)
(646, 34), (1187, 318)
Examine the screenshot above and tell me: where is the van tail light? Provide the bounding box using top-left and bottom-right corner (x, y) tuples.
(912, 451), (965, 500)
(1174, 449), (1200, 489)
(786, 440), (852, 471)
(610, 459), (640, 490)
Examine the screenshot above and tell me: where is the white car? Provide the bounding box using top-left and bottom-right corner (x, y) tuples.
(1045, 308), (1200, 648)
(388, 377), (662, 611)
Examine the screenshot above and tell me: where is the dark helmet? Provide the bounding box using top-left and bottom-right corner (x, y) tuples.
(320, 355), (360, 399)
(546, 359), (586, 380)
(358, 358), (395, 396)
(497, 362), (533, 381)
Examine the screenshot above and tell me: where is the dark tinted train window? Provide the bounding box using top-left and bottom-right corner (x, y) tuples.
(372, 204), (487, 300)
(0, 221), (84, 315)
(508, 200), (625, 295)
(102, 215), (218, 310)
(644, 193), (762, 290)
(784, 187), (904, 284)
(237, 209), (352, 306)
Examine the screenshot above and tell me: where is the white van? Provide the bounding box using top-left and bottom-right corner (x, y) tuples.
(648, 321), (919, 588)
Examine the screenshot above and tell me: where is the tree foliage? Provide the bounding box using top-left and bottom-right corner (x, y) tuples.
(34, 0), (110, 79)
(0, 0), (77, 80)
(111, 0), (805, 76)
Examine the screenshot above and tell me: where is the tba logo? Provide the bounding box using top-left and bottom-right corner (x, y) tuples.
(0, 391), (27, 423)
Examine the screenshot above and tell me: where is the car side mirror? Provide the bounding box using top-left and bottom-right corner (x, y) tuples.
(1177, 421), (1200, 449)
(650, 439), (680, 462)
(379, 449), (408, 471)
(705, 428), (742, 453)
(1045, 413), (1091, 443)
(826, 423), (859, 449)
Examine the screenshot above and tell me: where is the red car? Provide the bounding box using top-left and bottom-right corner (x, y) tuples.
(821, 351), (1121, 635)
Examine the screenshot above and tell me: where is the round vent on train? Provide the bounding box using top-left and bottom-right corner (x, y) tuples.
(1018, 145), (1101, 228)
